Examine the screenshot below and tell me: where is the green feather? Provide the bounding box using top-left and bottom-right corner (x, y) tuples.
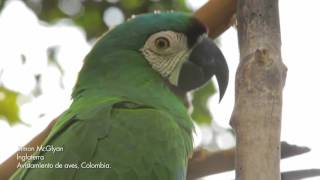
(11, 12), (195, 180)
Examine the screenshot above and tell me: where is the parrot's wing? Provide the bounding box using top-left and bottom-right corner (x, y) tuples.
(11, 100), (191, 180)
(10, 97), (118, 180)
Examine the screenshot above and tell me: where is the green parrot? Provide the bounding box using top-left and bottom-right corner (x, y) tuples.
(11, 12), (228, 180)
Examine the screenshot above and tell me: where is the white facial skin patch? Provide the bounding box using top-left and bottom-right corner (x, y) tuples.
(140, 31), (191, 85)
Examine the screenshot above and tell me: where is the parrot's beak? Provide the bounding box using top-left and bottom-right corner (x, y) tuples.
(177, 37), (229, 101)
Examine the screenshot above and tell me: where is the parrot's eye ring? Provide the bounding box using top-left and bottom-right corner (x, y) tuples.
(155, 37), (170, 49)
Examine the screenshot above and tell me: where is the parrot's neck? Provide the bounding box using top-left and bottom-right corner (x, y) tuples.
(71, 50), (193, 131)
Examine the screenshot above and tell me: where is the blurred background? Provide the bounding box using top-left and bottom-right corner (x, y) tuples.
(0, 0), (319, 179)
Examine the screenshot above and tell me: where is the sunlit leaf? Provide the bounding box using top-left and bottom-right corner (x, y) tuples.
(0, 86), (20, 125)
(191, 80), (216, 124)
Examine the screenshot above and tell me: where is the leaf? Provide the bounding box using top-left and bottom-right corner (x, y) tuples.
(191, 80), (216, 124)
(0, 86), (20, 125)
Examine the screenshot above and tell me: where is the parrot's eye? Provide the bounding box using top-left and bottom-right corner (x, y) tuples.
(155, 37), (170, 49)
(141, 31), (189, 77)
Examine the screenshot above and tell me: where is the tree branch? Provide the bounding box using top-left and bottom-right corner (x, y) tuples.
(282, 169), (320, 180)
(230, 0), (287, 179)
(0, 118), (57, 180)
(193, 0), (236, 39)
(187, 142), (310, 179)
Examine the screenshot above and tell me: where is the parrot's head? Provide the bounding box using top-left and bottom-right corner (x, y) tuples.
(139, 18), (229, 101)
(78, 12), (228, 100)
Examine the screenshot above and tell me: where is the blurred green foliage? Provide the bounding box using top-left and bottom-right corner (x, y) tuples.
(0, 86), (20, 124)
(0, 0), (218, 125)
(11, 0), (191, 39)
(0, 0), (4, 12)
(191, 81), (216, 124)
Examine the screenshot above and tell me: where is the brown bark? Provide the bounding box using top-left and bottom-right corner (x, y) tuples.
(230, 0), (287, 179)
(193, 0), (236, 39)
(188, 148), (235, 179)
(187, 142), (310, 179)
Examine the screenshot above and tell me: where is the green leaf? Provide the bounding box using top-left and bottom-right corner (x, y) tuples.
(0, 86), (20, 125)
(191, 80), (216, 124)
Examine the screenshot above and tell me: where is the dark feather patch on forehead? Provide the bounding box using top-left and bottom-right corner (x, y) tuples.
(186, 18), (207, 48)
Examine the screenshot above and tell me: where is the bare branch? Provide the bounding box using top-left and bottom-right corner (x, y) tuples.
(187, 142), (310, 179)
(282, 169), (320, 180)
(193, 0), (236, 39)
